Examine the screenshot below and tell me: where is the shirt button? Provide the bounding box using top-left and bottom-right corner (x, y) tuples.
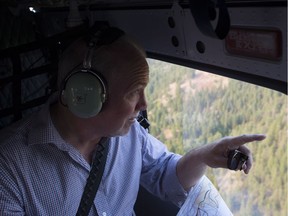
(102, 212), (107, 216)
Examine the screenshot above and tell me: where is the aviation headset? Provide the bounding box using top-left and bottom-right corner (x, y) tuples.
(60, 27), (125, 118)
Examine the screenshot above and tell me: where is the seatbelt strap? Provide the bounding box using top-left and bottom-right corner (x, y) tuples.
(76, 138), (109, 216)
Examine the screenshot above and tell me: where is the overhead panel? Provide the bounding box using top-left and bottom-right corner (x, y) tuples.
(85, 1), (287, 93)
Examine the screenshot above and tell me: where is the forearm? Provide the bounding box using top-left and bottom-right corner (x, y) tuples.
(176, 146), (208, 191)
(176, 134), (266, 191)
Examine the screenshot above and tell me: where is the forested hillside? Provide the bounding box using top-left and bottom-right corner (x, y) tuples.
(146, 59), (287, 216)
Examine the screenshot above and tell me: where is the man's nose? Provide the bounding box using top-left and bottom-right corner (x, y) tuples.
(137, 92), (148, 111)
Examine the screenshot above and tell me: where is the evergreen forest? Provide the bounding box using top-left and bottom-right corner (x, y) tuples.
(145, 59), (287, 216)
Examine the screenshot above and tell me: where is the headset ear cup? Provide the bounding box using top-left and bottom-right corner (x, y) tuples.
(64, 72), (105, 118)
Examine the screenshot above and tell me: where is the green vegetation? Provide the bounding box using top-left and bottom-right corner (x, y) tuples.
(146, 59), (287, 216)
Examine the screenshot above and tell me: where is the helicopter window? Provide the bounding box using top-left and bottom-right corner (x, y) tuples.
(145, 58), (287, 216)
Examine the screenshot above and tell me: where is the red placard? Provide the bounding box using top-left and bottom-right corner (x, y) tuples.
(225, 27), (282, 61)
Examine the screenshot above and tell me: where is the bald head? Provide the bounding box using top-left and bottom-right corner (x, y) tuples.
(57, 32), (149, 91)
(53, 29), (149, 138)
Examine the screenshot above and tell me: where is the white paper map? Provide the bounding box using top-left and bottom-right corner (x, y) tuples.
(177, 175), (233, 216)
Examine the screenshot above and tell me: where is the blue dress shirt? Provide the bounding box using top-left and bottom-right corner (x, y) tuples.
(0, 98), (187, 216)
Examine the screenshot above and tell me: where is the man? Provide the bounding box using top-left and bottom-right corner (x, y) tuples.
(0, 27), (265, 215)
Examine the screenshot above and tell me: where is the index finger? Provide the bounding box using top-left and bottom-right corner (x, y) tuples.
(229, 134), (266, 149)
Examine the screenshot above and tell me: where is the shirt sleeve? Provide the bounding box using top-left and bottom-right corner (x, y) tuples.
(138, 126), (188, 207)
(0, 153), (25, 216)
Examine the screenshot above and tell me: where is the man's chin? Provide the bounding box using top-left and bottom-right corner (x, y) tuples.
(110, 123), (133, 137)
